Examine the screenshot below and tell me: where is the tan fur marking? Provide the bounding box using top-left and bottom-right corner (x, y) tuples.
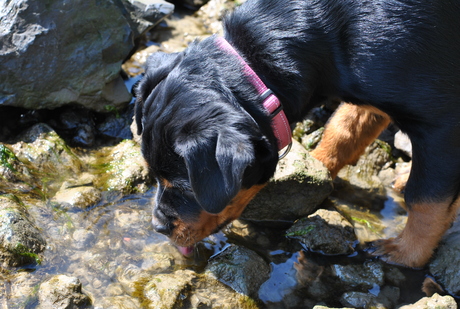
(171, 185), (266, 246)
(310, 103), (391, 178)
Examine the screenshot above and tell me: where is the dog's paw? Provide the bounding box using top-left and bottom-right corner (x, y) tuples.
(366, 238), (428, 269)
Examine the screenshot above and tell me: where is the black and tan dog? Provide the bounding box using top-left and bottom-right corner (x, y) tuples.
(135, 0), (460, 267)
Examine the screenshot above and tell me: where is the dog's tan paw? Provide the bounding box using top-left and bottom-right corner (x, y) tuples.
(367, 237), (430, 269)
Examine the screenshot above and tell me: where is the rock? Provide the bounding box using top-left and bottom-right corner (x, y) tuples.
(190, 274), (261, 309)
(96, 296), (141, 309)
(37, 275), (91, 309)
(97, 105), (134, 141)
(242, 139), (333, 222)
(143, 269), (196, 308)
(340, 291), (382, 309)
(429, 216), (460, 295)
(286, 209), (357, 255)
(47, 107), (96, 147)
(334, 140), (392, 210)
(394, 130), (412, 157)
(52, 186), (102, 210)
(332, 262), (385, 290)
(72, 229), (97, 250)
(0, 195), (46, 266)
(205, 245), (270, 297)
(10, 123), (82, 176)
(122, 0), (175, 37)
(0, 143), (37, 193)
(0, 0), (133, 112)
(95, 139), (150, 194)
(398, 293), (457, 309)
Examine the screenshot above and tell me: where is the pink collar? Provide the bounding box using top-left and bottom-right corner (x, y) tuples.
(216, 37), (292, 152)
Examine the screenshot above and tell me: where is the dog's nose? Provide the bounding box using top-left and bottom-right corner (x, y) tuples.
(152, 208), (174, 236)
(153, 222), (172, 236)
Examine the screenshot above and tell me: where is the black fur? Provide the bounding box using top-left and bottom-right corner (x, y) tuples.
(135, 0), (460, 237)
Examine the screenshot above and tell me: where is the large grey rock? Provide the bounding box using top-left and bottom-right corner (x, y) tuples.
(242, 139), (333, 222)
(0, 0), (133, 112)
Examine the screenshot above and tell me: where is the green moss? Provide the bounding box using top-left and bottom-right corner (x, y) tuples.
(13, 243), (42, 265)
(285, 224), (316, 237)
(0, 144), (18, 172)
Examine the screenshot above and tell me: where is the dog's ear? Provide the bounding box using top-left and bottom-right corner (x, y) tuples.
(176, 128), (255, 214)
(134, 52), (183, 135)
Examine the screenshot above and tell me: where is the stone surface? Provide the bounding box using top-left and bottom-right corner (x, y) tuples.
(429, 216), (460, 295)
(286, 209), (357, 255)
(0, 195), (46, 266)
(399, 293), (457, 309)
(242, 139), (333, 222)
(37, 275), (91, 309)
(205, 245), (270, 297)
(0, 0), (135, 112)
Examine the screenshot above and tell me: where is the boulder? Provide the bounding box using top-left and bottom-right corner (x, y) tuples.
(0, 0), (172, 112)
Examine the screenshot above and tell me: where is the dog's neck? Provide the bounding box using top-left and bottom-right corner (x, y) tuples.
(216, 37), (292, 151)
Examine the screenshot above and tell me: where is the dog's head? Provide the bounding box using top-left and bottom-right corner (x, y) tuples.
(134, 39), (278, 250)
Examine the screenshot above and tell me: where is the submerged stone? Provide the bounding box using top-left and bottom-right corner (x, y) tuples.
(0, 195), (46, 267)
(37, 275), (91, 309)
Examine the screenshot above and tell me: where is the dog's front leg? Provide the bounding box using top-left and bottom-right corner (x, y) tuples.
(310, 102), (391, 178)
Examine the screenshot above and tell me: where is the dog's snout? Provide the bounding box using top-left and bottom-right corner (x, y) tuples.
(152, 207), (174, 236)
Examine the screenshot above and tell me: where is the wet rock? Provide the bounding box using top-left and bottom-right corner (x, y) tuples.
(286, 209), (357, 255)
(52, 186), (102, 211)
(190, 274), (260, 309)
(243, 139), (333, 222)
(97, 106), (134, 141)
(143, 269), (196, 308)
(398, 293), (457, 309)
(0, 195), (46, 266)
(96, 296), (141, 309)
(394, 130), (412, 157)
(37, 275), (91, 309)
(332, 262), (385, 290)
(205, 245), (270, 297)
(0, 143), (37, 193)
(72, 229), (97, 250)
(429, 217), (460, 295)
(340, 291), (382, 309)
(48, 107), (96, 147)
(0, 0), (133, 112)
(334, 140), (392, 209)
(96, 139), (150, 194)
(10, 123), (82, 181)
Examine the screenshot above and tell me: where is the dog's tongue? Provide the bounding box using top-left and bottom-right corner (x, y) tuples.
(177, 245), (194, 257)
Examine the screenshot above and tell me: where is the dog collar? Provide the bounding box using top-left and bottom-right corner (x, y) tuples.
(216, 37), (292, 154)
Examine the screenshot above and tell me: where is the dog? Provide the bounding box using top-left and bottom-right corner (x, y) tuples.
(134, 0), (460, 267)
